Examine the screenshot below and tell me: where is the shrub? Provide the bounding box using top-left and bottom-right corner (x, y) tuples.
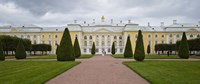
(147, 45), (150, 54)
(0, 40), (5, 61)
(178, 32), (189, 59)
(111, 42), (115, 55)
(91, 42), (96, 55)
(15, 39), (26, 59)
(134, 30), (145, 61)
(57, 28), (75, 61)
(124, 36), (133, 58)
(74, 37), (81, 58)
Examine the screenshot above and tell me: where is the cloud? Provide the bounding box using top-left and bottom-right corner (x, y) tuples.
(0, 0), (199, 26)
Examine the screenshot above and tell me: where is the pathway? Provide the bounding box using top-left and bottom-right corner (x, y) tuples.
(46, 56), (149, 84)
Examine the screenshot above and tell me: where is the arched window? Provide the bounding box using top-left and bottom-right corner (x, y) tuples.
(148, 34), (151, 38)
(75, 34), (78, 38)
(155, 34), (158, 38)
(107, 41), (110, 46)
(108, 35), (110, 39)
(89, 41), (92, 46)
(55, 35), (58, 38)
(162, 35), (165, 38)
(96, 35), (99, 39)
(90, 35), (92, 39)
(102, 35), (104, 39)
(114, 36), (117, 39)
(102, 41), (105, 46)
(176, 34), (180, 38)
(170, 34), (173, 38)
(197, 34), (200, 38)
(84, 36), (87, 39)
(190, 34), (193, 38)
(119, 36), (122, 39)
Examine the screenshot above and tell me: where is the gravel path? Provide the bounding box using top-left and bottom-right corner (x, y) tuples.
(46, 56), (149, 84)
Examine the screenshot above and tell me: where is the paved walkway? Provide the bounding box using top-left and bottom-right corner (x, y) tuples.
(47, 56), (149, 84)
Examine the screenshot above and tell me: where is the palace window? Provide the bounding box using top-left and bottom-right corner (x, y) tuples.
(102, 35), (105, 39)
(27, 35), (30, 38)
(84, 41), (87, 46)
(96, 35), (99, 39)
(102, 41), (105, 46)
(107, 41), (110, 46)
(84, 48), (87, 52)
(162, 35), (165, 38)
(84, 36), (87, 39)
(108, 48), (111, 53)
(169, 34), (173, 38)
(155, 34), (158, 38)
(162, 40), (164, 44)
(114, 36), (117, 39)
(49, 41), (51, 45)
(90, 35), (92, 39)
(190, 34), (193, 38)
(96, 41), (99, 46)
(120, 48), (123, 53)
(119, 36), (122, 39)
(75, 34), (78, 38)
(89, 41), (92, 46)
(148, 34), (151, 38)
(170, 40), (173, 44)
(96, 48), (99, 52)
(148, 40), (151, 45)
(119, 41), (122, 46)
(42, 40), (45, 44)
(34, 35), (37, 38)
(55, 35), (58, 38)
(108, 35), (110, 39)
(155, 41), (158, 45)
(49, 35), (51, 38)
(55, 41), (58, 46)
(176, 34), (180, 38)
(42, 35), (45, 38)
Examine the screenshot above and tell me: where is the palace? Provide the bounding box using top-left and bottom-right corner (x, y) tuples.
(0, 16), (200, 54)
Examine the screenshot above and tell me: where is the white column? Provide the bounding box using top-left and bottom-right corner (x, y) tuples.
(166, 34), (169, 44)
(37, 35), (40, 44)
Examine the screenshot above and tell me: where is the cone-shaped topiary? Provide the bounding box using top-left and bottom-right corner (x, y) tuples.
(111, 42), (115, 55)
(15, 39), (26, 59)
(57, 28), (75, 61)
(0, 40), (5, 61)
(178, 32), (189, 59)
(74, 37), (81, 58)
(91, 42), (96, 55)
(56, 45), (60, 56)
(124, 36), (133, 58)
(147, 45), (150, 55)
(134, 30), (145, 61)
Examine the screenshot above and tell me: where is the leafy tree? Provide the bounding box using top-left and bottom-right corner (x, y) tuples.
(57, 28), (75, 61)
(15, 39), (26, 59)
(91, 42), (96, 55)
(111, 42), (115, 55)
(147, 45), (150, 55)
(0, 40), (5, 61)
(124, 36), (133, 58)
(178, 32), (189, 59)
(134, 30), (145, 61)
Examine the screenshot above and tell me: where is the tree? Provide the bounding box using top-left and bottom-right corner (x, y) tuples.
(178, 32), (189, 59)
(15, 39), (26, 59)
(111, 42), (116, 55)
(91, 42), (96, 55)
(134, 30), (145, 61)
(0, 40), (5, 61)
(124, 36), (133, 58)
(56, 45), (60, 55)
(147, 45), (150, 55)
(57, 28), (75, 61)
(74, 37), (81, 58)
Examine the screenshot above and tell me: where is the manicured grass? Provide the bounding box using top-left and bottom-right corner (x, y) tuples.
(0, 61), (80, 84)
(123, 61), (200, 84)
(112, 54), (180, 59)
(78, 54), (93, 58)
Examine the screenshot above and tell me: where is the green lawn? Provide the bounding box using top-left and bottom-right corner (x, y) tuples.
(123, 61), (200, 84)
(112, 54), (180, 59)
(0, 61), (80, 84)
(78, 54), (93, 58)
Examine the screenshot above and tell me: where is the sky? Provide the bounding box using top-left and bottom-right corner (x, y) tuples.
(0, 0), (199, 27)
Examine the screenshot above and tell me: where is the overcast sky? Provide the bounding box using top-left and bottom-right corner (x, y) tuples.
(0, 0), (199, 27)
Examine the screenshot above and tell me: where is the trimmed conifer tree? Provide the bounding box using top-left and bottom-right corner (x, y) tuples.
(74, 37), (81, 58)
(134, 30), (145, 61)
(124, 36), (133, 58)
(147, 45), (150, 55)
(91, 42), (96, 55)
(111, 42), (115, 55)
(56, 45), (60, 55)
(57, 28), (75, 61)
(0, 40), (5, 61)
(178, 32), (189, 59)
(15, 39), (26, 59)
